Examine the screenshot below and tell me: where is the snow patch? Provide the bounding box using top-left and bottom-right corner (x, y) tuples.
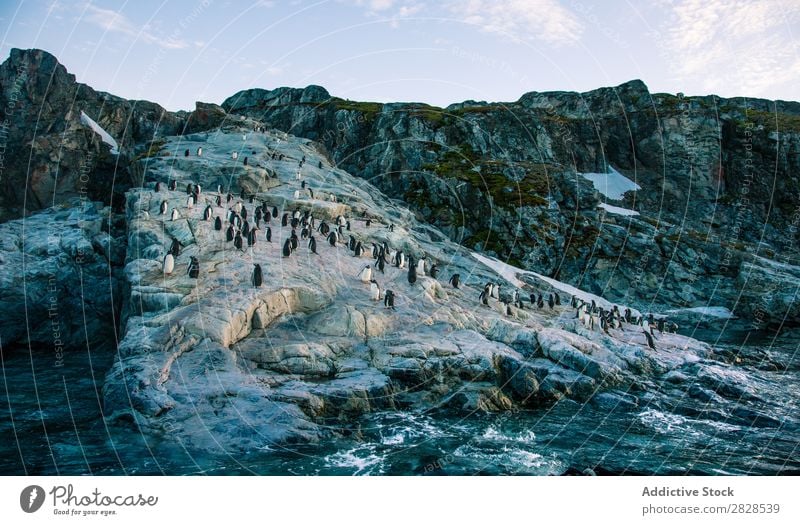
(581, 166), (640, 200)
(598, 203), (639, 216)
(80, 111), (119, 155)
(664, 306), (735, 319)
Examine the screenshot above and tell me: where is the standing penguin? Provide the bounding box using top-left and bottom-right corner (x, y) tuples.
(369, 280), (381, 301)
(548, 294), (555, 309)
(408, 263), (417, 285)
(160, 200), (168, 215)
(554, 293), (561, 306)
(169, 180), (177, 191)
(357, 265), (372, 283)
(162, 253), (175, 275)
(203, 205), (212, 220)
(197, 147), (202, 156)
(171, 208), (179, 221)
(272, 206), (278, 218)
(226, 225), (235, 242)
(214, 216), (222, 231)
(187, 257), (200, 278)
(155, 181), (162, 192)
(643, 330), (656, 350)
(252, 264), (263, 287)
(170, 238), (181, 257)
(290, 230), (299, 251)
(187, 195), (195, 209)
(281, 213), (289, 227)
(308, 235), (317, 254)
(328, 231), (337, 246)
(234, 231), (243, 250)
(429, 264), (439, 279)
(384, 290), (396, 309)
(479, 288), (489, 306)
(416, 258), (426, 277)
(282, 238), (292, 257)
(449, 274), (461, 288)
(247, 228), (257, 247)
(265, 226), (272, 242)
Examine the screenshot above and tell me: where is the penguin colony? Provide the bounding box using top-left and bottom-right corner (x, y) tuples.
(151, 129), (672, 353)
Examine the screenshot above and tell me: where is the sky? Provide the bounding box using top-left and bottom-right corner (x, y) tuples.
(1, 0), (798, 111)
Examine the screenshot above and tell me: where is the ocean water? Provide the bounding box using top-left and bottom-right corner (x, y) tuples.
(1, 326), (798, 476)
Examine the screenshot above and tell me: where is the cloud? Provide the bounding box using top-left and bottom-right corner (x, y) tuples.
(447, 0), (584, 46)
(82, 3), (189, 49)
(661, 0), (800, 98)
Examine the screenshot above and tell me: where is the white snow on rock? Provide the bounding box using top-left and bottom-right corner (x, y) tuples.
(598, 203), (639, 216)
(664, 306), (735, 319)
(581, 165), (640, 200)
(80, 111), (119, 155)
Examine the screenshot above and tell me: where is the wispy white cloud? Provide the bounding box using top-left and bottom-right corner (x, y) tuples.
(82, 3), (189, 49)
(447, 0), (584, 46)
(661, 0), (800, 98)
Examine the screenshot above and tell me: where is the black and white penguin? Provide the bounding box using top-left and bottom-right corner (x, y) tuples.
(187, 256), (200, 278)
(171, 208), (179, 221)
(369, 280), (381, 301)
(247, 228), (257, 247)
(376, 254), (385, 273)
(169, 180), (177, 191)
(159, 200), (168, 215)
(479, 288), (489, 306)
(162, 253), (175, 275)
(624, 308), (632, 323)
(548, 294), (555, 309)
(272, 206), (278, 218)
(644, 330), (656, 350)
(389, 224), (394, 232)
(384, 290), (395, 309)
(203, 205), (212, 220)
(215, 195), (222, 207)
(449, 274), (460, 288)
(226, 225), (235, 242)
(365, 219), (371, 227)
(408, 263), (417, 285)
(282, 238), (292, 257)
(354, 241), (364, 257)
(155, 182), (162, 192)
(301, 227), (309, 240)
(214, 216), (222, 231)
(234, 231), (243, 250)
(290, 230), (299, 251)
(185, 183), (193, 194)
(357, 264), (372, 283)
(170, 238), (181, 257)
(184, 149), (190, 157)
(265, 226), (272, 242)
(348, 235), (356, 252)
(281, 213), (288, 227)
(253, 264), (263, 287)
(241, 207), (248, 221)
(537, 294), (544, 308)
(429, 264), (439, 279)
(416, 258), (426, 277)
(308, 235), (317, 254)
(554, 293), (561, 306)
(197, 147), (202, 157)
(328, 231), (337, 246)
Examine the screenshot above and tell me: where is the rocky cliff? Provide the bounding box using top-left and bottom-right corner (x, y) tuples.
(220, 81), (800, 327)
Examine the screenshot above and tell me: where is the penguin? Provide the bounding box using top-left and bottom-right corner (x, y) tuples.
(376, 254), (385, 273)
(537, 294), (544, 308)
(354, 241), (365, 257)
(282, 213), (289, 227)
(308, 235), (317, 254)
(247, 228), (257, 247)
(241, 207), (248, 221)
(490, 283), (499, 299)
(644, 330), (656, 350)
(449, 274), (460, 288)
(365, 219), (371, 227)
(384, 290), (396, 309)
(234, 231), (243, 250)
(171, 209), (179, 221)
(348, 235), (356, 252)
(479, 289), (489, 306)
(357, 265), (372, 283)
(170, 238), (181, 257)
(203, 205), (212, 220)
(252, 264), (263, 287)
(416, 258), (426, 277)
(290, 230), (299, 251)
(184, 149), (190, 157)
(162, 253), (175, 275)
(301, 180), (306, 189)
(394, 251), (405, 269)
(169, 180), (177, 191)
(429, 264), (439, 279)
(242, 221), (250, 239)
(657, 318), (665, 333)
(232, 151), (238, 160)
(389, 224), (394, 232)
(554, 293), (561, 306)
(624, 308), (632, 323)
(159, 200), (168, 215)
(187, 256), (200, 278)
(293, 189), (300, 199)
(301, 227), (309, 240)
(216, 195), (222, 207)
(265, 226), (272, 242)
(155, 182), (162, 192)
(197, 147), (202, 157)
(244, 157), (248, 166)
(346, 220), (351, 231)
(369, 280), (381, 301)
(408, 263), (417, 285)
(185, 183), (192, 195)
(282, 238), (292, 257)
(226, 225), (235, 242)
(328, 231), (337, 246)
(548, 294), (555, 309)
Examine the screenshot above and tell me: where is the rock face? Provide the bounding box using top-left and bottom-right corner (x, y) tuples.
(221, 81), (800, 327)
(97, 124), (771, 454)
(0, 200), (125, 352)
